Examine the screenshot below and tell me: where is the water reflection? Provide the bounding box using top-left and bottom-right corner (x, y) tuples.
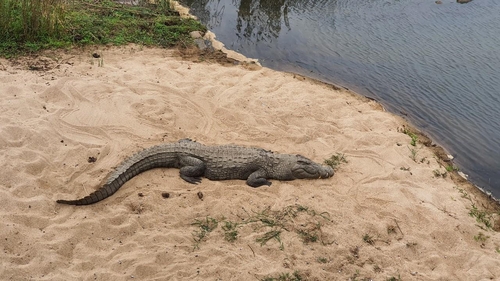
(236, 0), (290, 42)
(182, 0), (334, 43)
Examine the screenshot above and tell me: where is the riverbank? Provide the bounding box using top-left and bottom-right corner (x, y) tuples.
(1, 44), (499, 280)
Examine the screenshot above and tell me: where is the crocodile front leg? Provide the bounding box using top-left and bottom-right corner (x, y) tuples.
(179, 156), (205, 184)
(246, 169), (271, 187)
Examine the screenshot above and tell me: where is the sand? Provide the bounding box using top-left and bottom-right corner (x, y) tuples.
(1, 45), (499, 280)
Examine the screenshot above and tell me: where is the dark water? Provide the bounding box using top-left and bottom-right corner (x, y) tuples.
(180, 0), (500, 198)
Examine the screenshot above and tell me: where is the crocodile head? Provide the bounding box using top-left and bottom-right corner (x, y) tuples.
(291, 155), (334, 179)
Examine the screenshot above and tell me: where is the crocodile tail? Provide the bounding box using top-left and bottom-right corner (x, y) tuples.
(56, 182), (119, 205)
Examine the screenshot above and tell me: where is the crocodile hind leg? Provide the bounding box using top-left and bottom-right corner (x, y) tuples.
(179, 156), (205, 184)
(246, 169), (272, 187)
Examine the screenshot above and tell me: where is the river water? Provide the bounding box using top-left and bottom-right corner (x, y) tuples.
(179, 0), (500, 198)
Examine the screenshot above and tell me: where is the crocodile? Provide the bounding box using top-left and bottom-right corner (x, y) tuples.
(56, 139), (334, 205)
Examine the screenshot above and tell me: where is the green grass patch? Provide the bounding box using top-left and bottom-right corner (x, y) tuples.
(324, 153), (348, 170)
(190, 204), (333, 250)
(221, 221), (239, 242)
(469, 204), (493, 230)
(400, 127), (418, 146)
(0, 0), (206, 57)
(191, 216), (218, 250)
(261, 271), (304, 281)
(474, 232), (489, 243)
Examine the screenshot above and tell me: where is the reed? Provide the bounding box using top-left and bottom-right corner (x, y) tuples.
(0, 0), (67, 43)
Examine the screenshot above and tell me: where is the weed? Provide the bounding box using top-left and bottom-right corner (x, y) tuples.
(192, 216), (218, 249)
(350, 246), (360, 259)
(400, 167), (410, 171)
(297, 228), (319, 244)
(387, 225), (397, 235)
(474, 232), (489, 243)
(373, 265), (382, 273)
(127, 202), (144, 214)
(455, 186), (471, 200)
(317, 257), (328, 264)
(324, 153), (348, 170)
(408, 146), (420, 162)
(191, 204), (332, 250)
(454, 187), (495, 231)
(400, 127), (418, 146)
(386, 275), (402, 281)
(433, 169), (447, 178)
(409, 133), (418, 146)
(420, 157), (429, 164)
(261, 270), (304, 281)
(363, 234), (375, 245)
(469, 204), (493, 230)
(256, 230), (284, 250)
(406, 242), (418, 249)
(222, 221), (239, 242)
(445, 165), (459, 172)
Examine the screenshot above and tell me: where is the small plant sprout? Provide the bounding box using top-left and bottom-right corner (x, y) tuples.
(317, 257), (328, 264)
(192, 216), (218, 249)
(222, 221), (239, 242)
(446, 165), (459, 172)
(469, 204), (493, 230)
(474, 232), (489, 243)
(324, 153), (348, 170)
(400, 127), (418, 146)
(387, 225), (397, 235)
(363, 233), (375, 245)
(433, 169), (447, 178)
(408, 146), (420, 162)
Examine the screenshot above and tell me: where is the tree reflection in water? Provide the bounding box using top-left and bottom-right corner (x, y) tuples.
(180, 0), (333, 43)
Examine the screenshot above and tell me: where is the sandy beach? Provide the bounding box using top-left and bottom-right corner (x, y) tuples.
(1, 44), (499, 280)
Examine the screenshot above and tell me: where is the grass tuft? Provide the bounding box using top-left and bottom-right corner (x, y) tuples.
(191, 216), (218, 250)
(324, 153), (348, 170)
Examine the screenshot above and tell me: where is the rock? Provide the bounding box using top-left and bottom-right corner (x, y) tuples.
(189, 31), (203, 39)
(194, 38), (214, 52)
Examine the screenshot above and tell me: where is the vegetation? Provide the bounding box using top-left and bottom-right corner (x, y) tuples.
(190, 204), (333, 250)
(324, 153), (348, 170)
(362, 233), (375, 245)
(0, 0), (206, 57)
(400, 127), (418, 146)
(261, 271), (304, 281)
(192, 216), (218, 250)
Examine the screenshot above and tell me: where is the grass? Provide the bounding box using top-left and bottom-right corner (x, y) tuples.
(454, 187), (495, 231)
(221, 221), (239, 242)
(474, 232), (489, 243)
(317, 257), (328, 264)
(445, 164), (460, 172)
(0, 0), (206, 57)
(400, 127), (418, 146)
(408, 146), (420, 162)
(469, 204), (493, 230)
(191, 216), (218, 250)
(261, 271), (304, 281)
(362, 233), (375, 245)
(190, 204), (332, 250)
(433, 169), (447, 178)
(324, 153), (348, 170)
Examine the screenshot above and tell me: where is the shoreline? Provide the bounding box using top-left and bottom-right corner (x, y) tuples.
(172, 0), (499, 209)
